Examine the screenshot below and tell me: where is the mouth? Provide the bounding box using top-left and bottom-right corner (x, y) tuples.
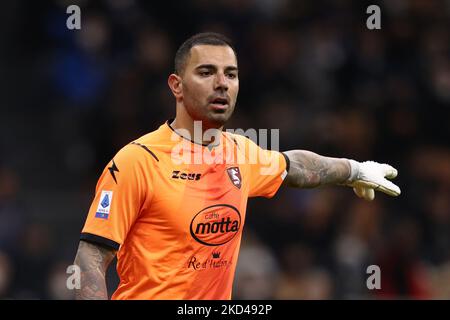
(209, 97), (230, 110)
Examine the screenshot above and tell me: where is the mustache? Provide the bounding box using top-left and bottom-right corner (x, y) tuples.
(208, 94), (230, 103)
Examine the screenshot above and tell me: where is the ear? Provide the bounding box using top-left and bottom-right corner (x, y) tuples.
(168, 73), (183, 100)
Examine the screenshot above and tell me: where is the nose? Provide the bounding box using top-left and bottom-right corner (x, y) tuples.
(214, 73), (228, 91)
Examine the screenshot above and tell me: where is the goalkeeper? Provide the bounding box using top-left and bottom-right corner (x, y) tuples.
(74, 32), (400, 300)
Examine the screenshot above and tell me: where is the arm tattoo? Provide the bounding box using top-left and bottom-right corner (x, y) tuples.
(283, 150), (351, 188)
(74, 240), (116, 300)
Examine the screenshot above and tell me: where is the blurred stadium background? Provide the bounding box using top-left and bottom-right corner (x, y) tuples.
(0, 0), (449, 299)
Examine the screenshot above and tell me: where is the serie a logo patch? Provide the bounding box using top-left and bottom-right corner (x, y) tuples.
(95, 190), (113, 219)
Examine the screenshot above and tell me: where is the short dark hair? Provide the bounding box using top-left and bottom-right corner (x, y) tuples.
(174, 32), (237, 75)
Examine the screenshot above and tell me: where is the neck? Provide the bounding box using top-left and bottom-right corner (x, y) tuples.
(171, 105), (223, 146)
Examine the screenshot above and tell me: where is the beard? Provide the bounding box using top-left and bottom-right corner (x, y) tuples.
(184, 98), (236, 130)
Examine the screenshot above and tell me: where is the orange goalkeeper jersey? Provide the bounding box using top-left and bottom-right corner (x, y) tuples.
(80, 120), (288, 300)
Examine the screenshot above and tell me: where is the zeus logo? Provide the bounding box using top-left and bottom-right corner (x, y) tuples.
(108, 160), (119, 184)
(171, 170), (201, 180)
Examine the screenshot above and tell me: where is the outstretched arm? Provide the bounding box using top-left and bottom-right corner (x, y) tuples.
(74, 240), (117, 300)
(282, 150), (352, 188)
(282, 150), (401, 200)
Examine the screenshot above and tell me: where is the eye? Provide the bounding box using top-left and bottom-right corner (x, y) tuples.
(226, 73), (237, 79)
(199, 70), (212, 77)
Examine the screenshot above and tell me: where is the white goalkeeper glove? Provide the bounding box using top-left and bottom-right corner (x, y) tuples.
(345, 160), (401, 201)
